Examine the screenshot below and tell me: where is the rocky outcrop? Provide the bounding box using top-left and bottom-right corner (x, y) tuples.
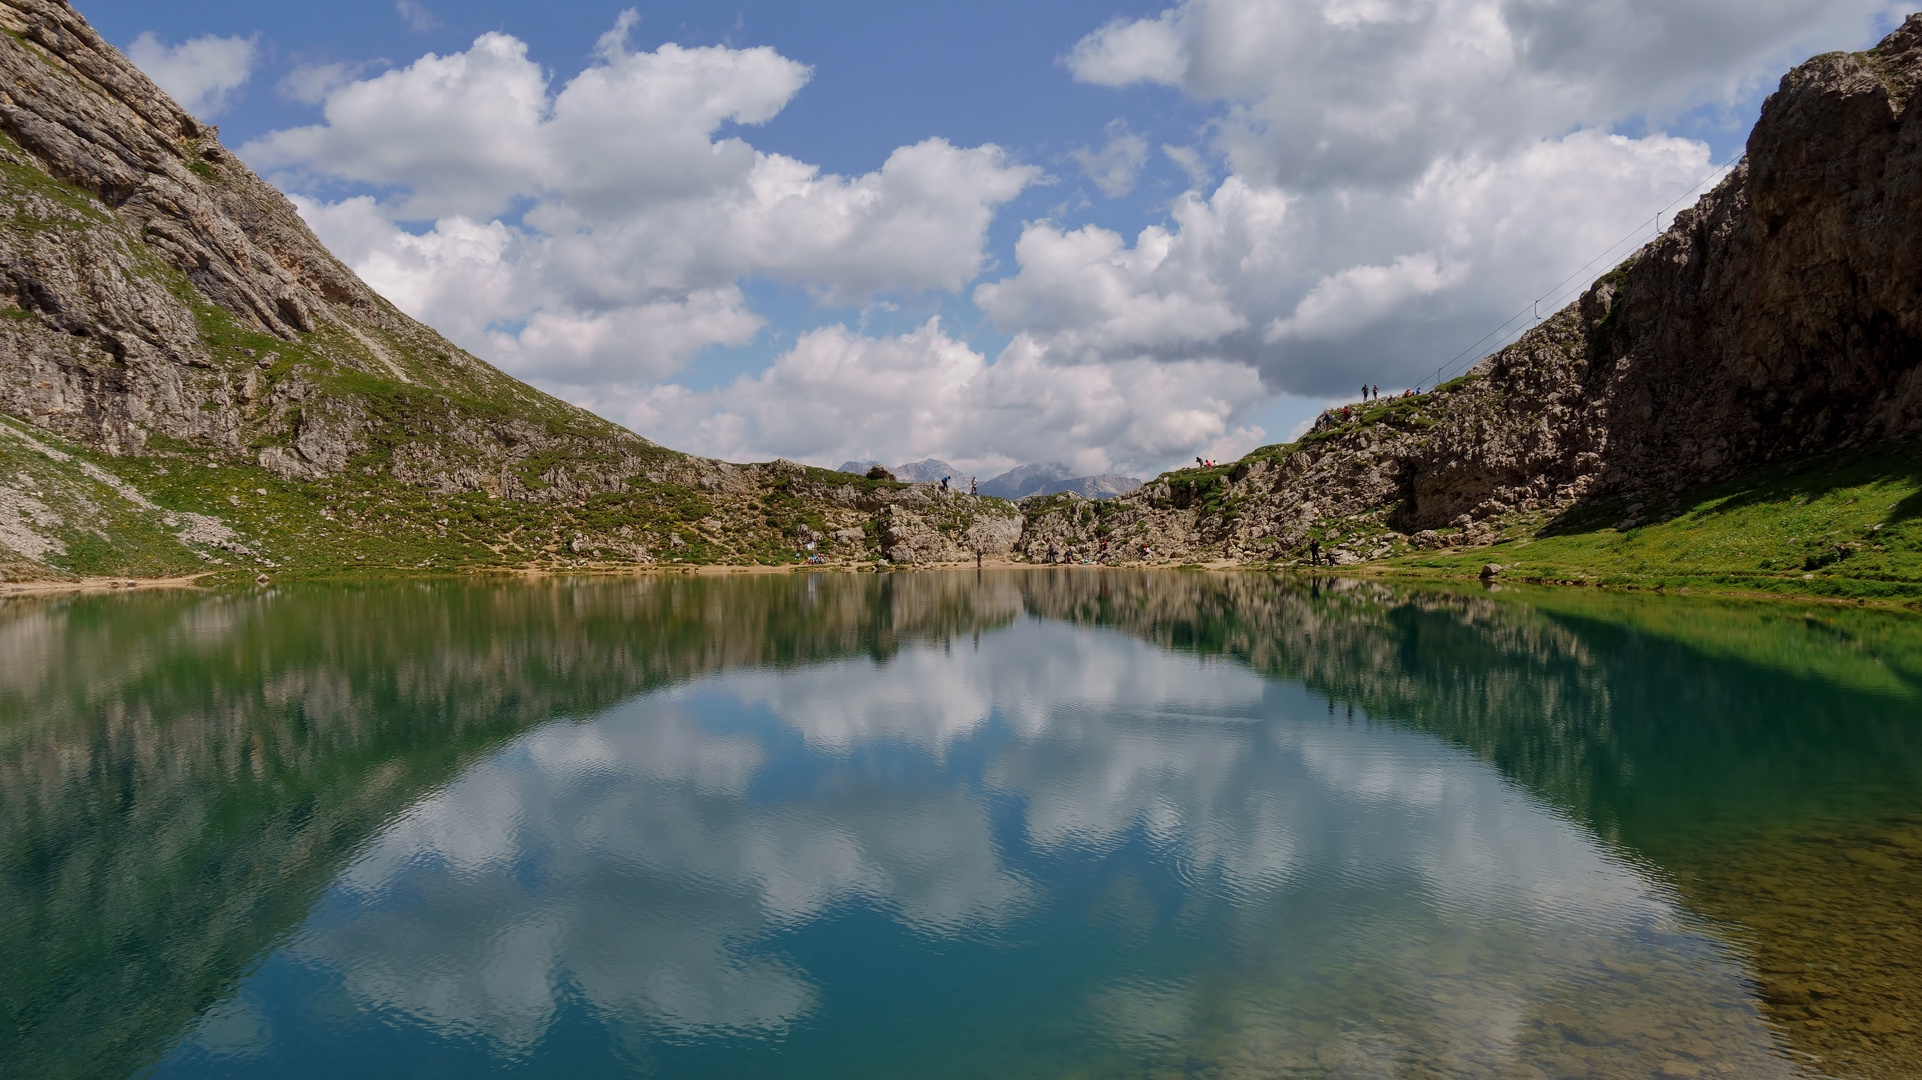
(0, 0), (1031, 578)
(822, 482), (1023, 564)
(1029, 16), (1922, 565)
(1038, 474), (1142, 499)
(3, 0), (1915, 578)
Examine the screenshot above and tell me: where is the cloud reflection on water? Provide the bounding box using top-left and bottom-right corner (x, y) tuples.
(258, 615), (1792, 1076)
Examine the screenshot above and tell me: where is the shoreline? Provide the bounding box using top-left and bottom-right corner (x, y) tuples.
(0, 573), (213, 598)
(4, 559), (1916, 612)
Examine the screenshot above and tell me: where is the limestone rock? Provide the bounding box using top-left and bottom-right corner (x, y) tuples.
(1023, 17), (1922, 566)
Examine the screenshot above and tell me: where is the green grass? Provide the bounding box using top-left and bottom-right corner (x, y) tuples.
(1380, 440), (1922, 604)
(0, 419), (206, 580)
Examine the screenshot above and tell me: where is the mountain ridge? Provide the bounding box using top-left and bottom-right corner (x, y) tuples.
(0, 0), (1024, 579)
(0, 1), (1917, 600)
(1018, 14), (1922, 592)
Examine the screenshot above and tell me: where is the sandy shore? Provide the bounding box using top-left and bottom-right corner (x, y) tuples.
(0, 573), (213, 598)
(0, 559), (1172, 597)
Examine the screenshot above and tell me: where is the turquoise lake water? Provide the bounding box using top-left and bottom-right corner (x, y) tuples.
(4, 571), (1921, 1079)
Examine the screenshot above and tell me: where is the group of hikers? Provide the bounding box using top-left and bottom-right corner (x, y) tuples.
(1359, 383), (1420, 403)
(1332, 383), (1421, 423)
(938, 475), (980, 495)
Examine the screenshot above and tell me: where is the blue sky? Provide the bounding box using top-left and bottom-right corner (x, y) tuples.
(87, 0), (1906, 476)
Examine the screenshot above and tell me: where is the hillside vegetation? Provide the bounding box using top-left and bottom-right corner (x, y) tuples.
(1386, 439), (1922, 602)
(0, 0), (1918, 606)
(0, 0), (1022, 582)
(1021, 15), (1922, 604)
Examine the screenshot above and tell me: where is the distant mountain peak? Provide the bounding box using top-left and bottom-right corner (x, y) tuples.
(980, 463), (1140, 500)
(837, 459), (963, 484)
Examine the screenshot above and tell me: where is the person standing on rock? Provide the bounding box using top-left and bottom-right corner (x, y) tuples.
(970, 477), (977, 495)
(941, 476), (950, 492)
(1371, 384), (1379, 400)
(1309, 539), (1321, 566)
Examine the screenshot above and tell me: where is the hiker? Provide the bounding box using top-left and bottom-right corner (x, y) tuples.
(970, 477), (978, 495)
(1372, 383), (1379, 400)
(1309, 540), (1321, 566)
(941, 475), (950, 492)
(1361, 384), (1368, 402)
(1047, 543), (1059, 564)
(1196, 456), (1205, 468)
(976, 549), (982, 568)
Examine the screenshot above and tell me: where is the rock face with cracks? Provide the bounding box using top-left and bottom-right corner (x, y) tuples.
(1028, 16), (1922, 566)
(0, 0), (1018, 579)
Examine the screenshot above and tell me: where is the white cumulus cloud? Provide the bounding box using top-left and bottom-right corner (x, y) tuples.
(1266, 253), (1468, 342)
(126, 32), (259, 119)
(1065, 0), (1904, 189)
(237, 1), (1901, 474)
(616, 319), (1268, 478)
(978, 130), (1710, 395)
(253, 19), (1037, 396)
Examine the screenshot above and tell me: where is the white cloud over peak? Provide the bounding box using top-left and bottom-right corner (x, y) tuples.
(255, 21), (1038, 400)
(612, 319), (1266, 478)
(1065, 0), (1902, 190)
(977, 130), (1709, 394)
(1012, 0), (1904, 406)
(126, 32), (259, 119)
(1265, 253), (1468, 342)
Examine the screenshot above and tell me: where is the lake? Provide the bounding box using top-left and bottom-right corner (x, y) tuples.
(3, 571), (1920, 1080)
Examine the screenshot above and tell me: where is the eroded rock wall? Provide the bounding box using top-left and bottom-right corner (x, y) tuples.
(1027, 16), (1922, 565)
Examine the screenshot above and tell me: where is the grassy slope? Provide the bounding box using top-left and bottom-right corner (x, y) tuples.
(1372, 439), (1922, 604)
(1, 409), (996, 582)
(0, 418), (203, 579)
(0, 121), (1021, 580)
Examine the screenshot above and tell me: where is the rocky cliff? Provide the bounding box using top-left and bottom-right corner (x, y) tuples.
(1026, 16), (1922, 567)
(1, 1), (1916, 583)
(0, 0), (1020, 580)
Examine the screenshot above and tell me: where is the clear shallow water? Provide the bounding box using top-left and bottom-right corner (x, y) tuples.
(3, 572), (1921, 1079)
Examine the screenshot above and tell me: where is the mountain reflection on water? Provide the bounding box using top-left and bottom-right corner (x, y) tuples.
(2, 572), (1919, 1080)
